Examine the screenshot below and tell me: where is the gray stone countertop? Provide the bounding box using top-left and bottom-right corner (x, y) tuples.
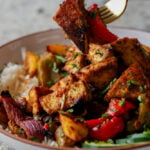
(0, 0), (150, 45)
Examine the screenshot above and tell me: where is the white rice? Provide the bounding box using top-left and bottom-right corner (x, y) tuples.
(0, 62), (38, 98)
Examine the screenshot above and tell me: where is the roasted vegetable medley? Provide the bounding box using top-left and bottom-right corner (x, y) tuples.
(0, 0), (150, 148)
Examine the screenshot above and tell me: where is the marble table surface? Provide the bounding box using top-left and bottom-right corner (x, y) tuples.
(0, 0), (150, 46)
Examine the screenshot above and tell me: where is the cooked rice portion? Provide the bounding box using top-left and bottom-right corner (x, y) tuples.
(0, 63), (38, 98)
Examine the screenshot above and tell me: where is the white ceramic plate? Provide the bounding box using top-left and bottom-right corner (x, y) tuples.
(0, 27), (150, 150)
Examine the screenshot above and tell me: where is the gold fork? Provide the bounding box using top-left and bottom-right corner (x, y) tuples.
(99, 0), (128, 24)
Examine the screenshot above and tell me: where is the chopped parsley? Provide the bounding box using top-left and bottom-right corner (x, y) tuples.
(61, 72), (69, 77)
(140, 46), (148, 57)
(17, 129), (25, 134)
(72, 87), (76, 91)
(119, 98), (125, 107)
(100, 78), (117, 95)
(47, 80), (54, 87)
(95, 50), (104, 56)
(29, 136), (40, 142)
(137, 95), (145, 104)
(55, 54), (66, 63)
(74, 117), (85, 122)
(128, 72), (134, 75)
(139, 85), (146, 93)
(120, 83), (125, 86)
(127, 79), (140, 86)
(71, 52), (82, 60)
(52, 62), (59, 73)
(66, 108), (74, 113)
(109, 108), (118, 112)
(72, 64), (81, 70)
(101, 113), (110, 118)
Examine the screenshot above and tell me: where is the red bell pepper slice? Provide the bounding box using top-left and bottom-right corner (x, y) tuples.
(85, 117), (110, 129)
(85, 117), (124, 141)
(87, 4), (118, 44)
(106, 98), (136, 117)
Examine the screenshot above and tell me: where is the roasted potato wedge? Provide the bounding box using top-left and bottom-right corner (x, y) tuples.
(47, 44), (69, 55)
(138, 94), (150, 127)
(24, 51), (39, 77)
(55, 126), (75, 147)
(37, 53), (61, 87)
(105, 62), (149, 101)
(87, 43), (114, 64)
(75, 57), (118, 89)
(59, 112), (88, 142)
(26, 86), (51, 115)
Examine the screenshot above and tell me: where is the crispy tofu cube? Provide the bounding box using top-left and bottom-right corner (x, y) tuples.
(111, 38), (148, 67)
(47, 44), (69, 55)
(53, 0), (89, 52)
(75, 57), (118, 89)
(59, 112), (88, 142)
(40, 75), (91, 114)
(50, 74), (75, 92)
(26, 86), (51, 115)
(63, 54), (86, 74)
(87, 43), (114, 64)
(24, 51), (39, 77)
(104, 62), (149, 101)
(55, 126), (75, 147)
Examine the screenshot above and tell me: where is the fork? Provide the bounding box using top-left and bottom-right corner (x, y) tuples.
(99, 0), (128, 24)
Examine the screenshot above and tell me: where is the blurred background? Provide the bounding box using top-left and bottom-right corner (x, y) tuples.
(0, 0), (150, 45)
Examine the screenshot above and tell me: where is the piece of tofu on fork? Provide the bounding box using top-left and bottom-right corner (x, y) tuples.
(53, 0), (89, 52)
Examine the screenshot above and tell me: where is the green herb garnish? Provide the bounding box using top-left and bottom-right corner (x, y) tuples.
(52, 62), (59, 73)
(71, 52), (82, 60)
(127, 79), (140, 86)
(47, 80), (54, 87)
(119, 98), (125, 107)
(72, 64), (81, 70)
(74, 117), (85, 122)
(137, 95), (145, 104)
(55, 54), (67, 63)
(66, 108), (74, 113)
(100, 78), (117, 95)
(17, 129), (25, 134)
(101, 113), (110, 118)
(61, 72), (69, 77)
(95, 49), (104, 56)
(29, 136), (40, 142)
